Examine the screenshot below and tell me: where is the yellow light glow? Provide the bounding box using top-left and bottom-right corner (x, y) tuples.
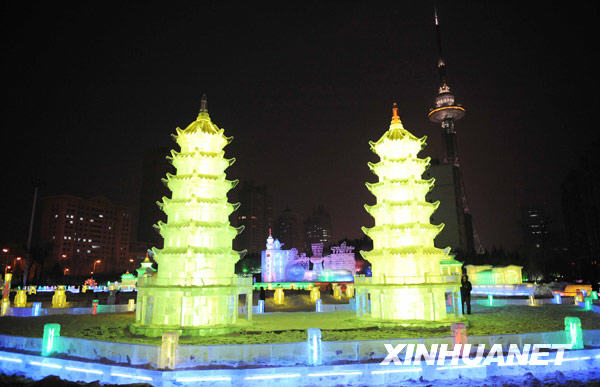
(0, 299), (9, 316)
(345, 284), (354, 297)
(128, 299), (136, 312)
(274, 288), (284, 305)
(14, 290), (27, 307)
(333, 285), (342, 300)
(310, 287), (320, 302)
(52, 286), (67, 308)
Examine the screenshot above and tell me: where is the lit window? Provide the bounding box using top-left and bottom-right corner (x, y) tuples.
(98, 214), (103, 218)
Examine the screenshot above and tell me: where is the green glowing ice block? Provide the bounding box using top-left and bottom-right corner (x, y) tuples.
(42, 323), (60, 356)
(564, 316), (583, 350)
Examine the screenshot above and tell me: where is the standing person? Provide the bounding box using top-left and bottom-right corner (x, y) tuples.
(259, 287), (266, 301)
(460, 274), (472, 315)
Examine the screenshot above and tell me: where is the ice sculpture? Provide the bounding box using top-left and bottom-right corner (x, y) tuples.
(131, 96), (251, 336)
(356, 103), (461, 321)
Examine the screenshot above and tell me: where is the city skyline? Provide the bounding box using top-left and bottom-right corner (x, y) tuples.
(1, 2), (597, 252)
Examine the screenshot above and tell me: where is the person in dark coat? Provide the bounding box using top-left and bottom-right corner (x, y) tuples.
(259, 287), (266, 301)
(460, 275), (472, 315)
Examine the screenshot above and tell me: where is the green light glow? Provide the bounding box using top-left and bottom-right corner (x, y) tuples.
(42, 323), (60, 356)
(465, 265), (523, 285)
(132, 100), (251, 336)
(564, 316), (583, 349)
(356, 105), (461, 321)
(253, 282), (314, 290)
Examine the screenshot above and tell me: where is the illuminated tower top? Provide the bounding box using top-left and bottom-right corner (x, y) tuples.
(427, 8), (466, 166)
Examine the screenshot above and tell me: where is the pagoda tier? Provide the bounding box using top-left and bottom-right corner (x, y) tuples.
(364, 200), (440, 225)
(355, 104), (461, 322)
(132, 98), (252, 337)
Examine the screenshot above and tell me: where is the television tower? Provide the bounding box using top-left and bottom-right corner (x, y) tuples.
(427, 8), (466, 165)
(427, 8), (479, 255)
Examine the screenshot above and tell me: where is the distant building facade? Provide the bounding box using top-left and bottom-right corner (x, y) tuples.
(261, 232), (355, 283)
(561, 153), (600, 282)
(137, 147), (173, 247)
(231, 181), (273, 254)
(38, 195), (132, 276)
(520, 206), (550, 250)
(518, 204), (570, 280)
(273, 207), (304, 251)
(304, 205), (333, 251)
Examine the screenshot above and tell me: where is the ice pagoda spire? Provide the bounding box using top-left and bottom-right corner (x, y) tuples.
(197, 93), (209, 119)
(391, 102), (401, 124)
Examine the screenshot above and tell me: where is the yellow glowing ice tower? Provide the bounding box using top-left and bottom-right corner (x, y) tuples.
(131, 96), (252, 336)
(356, 104), (461, 321)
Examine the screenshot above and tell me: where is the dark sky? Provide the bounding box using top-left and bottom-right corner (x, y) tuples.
(1, 1), (597, 250)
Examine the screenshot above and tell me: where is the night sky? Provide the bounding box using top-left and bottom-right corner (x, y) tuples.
(1, 1), (597, 251)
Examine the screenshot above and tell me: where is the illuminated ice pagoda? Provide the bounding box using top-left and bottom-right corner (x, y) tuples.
(131, 96), (252, 336)
(355, 104), (462, 321)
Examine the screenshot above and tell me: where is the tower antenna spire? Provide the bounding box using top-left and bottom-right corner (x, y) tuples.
(427, 7), (480, 255)
(434, 7), (447, 90)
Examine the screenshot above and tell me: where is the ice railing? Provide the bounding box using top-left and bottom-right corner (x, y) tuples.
(355, 273), (460, 285)
(137, 275), (253, 288)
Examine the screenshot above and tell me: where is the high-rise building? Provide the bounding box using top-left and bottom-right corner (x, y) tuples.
(138, 147), (173, 247)
(561, 152), (600, 281)
(519, 205), (553, 279)
(426, 9), (476, 256)
(273, 207), (304, 250)
(304, 205), (332, 250)
(38, 195), (131, 276)
(231, 181), (273, 254)
(521, 206), (550, 250)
